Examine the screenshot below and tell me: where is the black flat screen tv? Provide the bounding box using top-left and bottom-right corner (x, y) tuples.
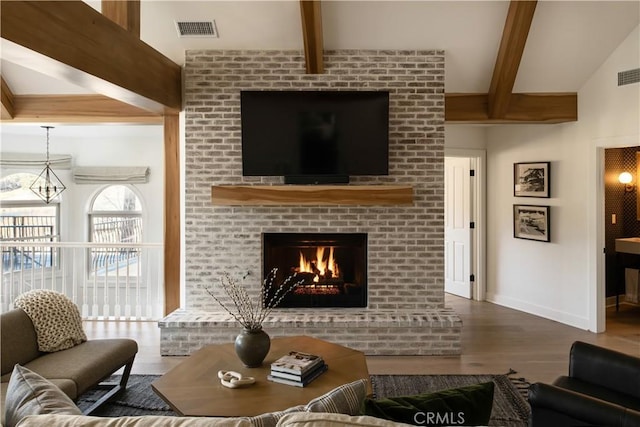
(241, 91), (389, 184)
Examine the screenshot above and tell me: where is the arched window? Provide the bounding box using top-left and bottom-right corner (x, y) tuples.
(89, 185), (142, 276)
(0, 173), (59, 269)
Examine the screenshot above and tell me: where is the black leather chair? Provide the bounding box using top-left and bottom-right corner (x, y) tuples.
(528, 341), (640, 427)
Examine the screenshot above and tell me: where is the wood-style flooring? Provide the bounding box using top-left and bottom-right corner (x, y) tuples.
(83, 294), (640, 385)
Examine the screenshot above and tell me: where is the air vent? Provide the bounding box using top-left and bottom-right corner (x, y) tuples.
(175, 20), (218, 37)
(618, 68), (640, 86)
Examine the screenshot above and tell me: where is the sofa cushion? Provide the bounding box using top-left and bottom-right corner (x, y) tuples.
(0, 309), (40, 376)
(14, 290), (87, 352)
(361, 381), (494, 426)
(4, 365), (82, 427)
(276, 412), (415, 427)
(8, 379), (370, 427)
(15, 413), (413, 427)
(305, 379), (369, 416)
(21, 338), (137, 396)
(16, 414), (254, 427)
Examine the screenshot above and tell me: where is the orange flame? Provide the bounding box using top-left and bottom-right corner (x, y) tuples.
(298, 246), (339, 281)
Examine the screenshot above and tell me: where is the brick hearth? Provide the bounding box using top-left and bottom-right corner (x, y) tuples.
(160, 309), (461, 356)
(159, 48), (462, 356)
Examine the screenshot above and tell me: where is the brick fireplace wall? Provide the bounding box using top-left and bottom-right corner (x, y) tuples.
(160, 49), (462, 356)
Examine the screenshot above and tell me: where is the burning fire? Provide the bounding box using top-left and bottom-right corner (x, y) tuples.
(297, 246), (339, 282)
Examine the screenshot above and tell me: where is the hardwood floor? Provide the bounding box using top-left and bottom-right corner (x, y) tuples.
(83, 294), (640, 385)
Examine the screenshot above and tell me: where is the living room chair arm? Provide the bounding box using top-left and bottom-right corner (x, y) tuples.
(569, 341), (640, 398)
(528, 383), (640, 427)
(81, 355), (136, 415)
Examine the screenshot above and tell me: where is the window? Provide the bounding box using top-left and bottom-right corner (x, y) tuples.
(0, 173), (59, 270)
(89, 185), (142, 276)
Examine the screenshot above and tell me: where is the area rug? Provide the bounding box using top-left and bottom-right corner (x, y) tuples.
(76, 375), (176, 417)
(370, 374), (530, 427)
(77, 373), (531, 426)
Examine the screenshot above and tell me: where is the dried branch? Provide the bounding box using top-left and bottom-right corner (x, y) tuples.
(207, 268), (304, 330)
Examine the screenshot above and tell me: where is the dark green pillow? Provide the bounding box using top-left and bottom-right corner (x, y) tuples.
(361, 381), (494, 426)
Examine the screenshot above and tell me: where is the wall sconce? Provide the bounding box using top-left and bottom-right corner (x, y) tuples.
(619, 172), (634, 192)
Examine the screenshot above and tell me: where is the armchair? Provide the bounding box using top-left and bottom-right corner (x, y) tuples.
(528, 341), (640, 427)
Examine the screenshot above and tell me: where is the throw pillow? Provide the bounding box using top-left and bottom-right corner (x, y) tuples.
(250, 379), (368, 427)
(361, 381), (494, 427)
(305, 379), (369, 416)
(4, 364), (82, 427)
(249, 405), (306, 427)
(14, 289), (87, 352)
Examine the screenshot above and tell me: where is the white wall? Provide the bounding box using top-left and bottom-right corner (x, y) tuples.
(445, 126), (487, 150)
(582, 25), (640, 332)
(482, 25), (639, 331)
(0, 125), (165, 244)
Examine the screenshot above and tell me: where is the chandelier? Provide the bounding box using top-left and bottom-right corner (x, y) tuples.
(30, 126), (66, 204)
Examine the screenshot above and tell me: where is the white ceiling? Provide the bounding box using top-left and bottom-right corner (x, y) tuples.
(139, 0), (639, 92)
(1, 0), (638, 137)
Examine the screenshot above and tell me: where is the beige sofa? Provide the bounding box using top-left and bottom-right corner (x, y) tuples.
(4, 364), (413, 427)
(15, 413), (414, 427)
(4, 363), (495, 427)
(1, 309), (138, 424)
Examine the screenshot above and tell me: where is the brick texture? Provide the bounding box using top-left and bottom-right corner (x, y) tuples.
(160, 309), (462, 356)
(161, 49), (460, 355)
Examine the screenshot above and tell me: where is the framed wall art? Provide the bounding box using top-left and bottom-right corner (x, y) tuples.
(514, 161), (550, 198)
(514, 204), (550, 242)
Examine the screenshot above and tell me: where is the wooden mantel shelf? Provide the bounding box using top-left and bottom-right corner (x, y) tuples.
(211, 185), (414, 206)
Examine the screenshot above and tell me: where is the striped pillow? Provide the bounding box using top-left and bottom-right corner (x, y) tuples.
(249, 405), (305, 427)
(305, 379), (369, 416)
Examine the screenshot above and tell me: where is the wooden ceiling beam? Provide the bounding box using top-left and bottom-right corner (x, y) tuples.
(1, 76), (15, 120)
(445, 92), (577, 124)
(102, 0), (141, 37)
(447, 0), (579, 124)
(300, 0), (324, 74)
(0, 1), (181, 113)
(1, 94), (162, 124)
(163, 113), (181, 315)
(488, 0), (537, 119)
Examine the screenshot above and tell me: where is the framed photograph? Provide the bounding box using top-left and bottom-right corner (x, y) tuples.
(514, 162), (550, 198)
(514, 205), (550, 242)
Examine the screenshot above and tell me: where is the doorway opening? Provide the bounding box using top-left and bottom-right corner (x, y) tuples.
(603, 146), (640, 332)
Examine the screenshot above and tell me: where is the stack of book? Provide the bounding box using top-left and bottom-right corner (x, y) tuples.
(268, 351), (328, 387)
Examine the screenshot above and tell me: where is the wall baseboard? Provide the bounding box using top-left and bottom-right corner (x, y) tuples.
(486, 292), (590, 330)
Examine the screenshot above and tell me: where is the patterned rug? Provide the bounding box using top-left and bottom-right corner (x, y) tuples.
(370, 373), (531, 427)
(77, 372), (531, 426)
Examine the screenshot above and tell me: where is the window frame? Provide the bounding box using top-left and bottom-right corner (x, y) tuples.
(0, 200), (61, 242)
(0, 172), (62, 272)
(87, 185), (144, 278)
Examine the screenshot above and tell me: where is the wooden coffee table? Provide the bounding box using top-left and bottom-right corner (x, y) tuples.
(151, 335), (371, 417)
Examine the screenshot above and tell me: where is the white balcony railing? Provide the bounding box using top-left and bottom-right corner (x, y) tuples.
(0, 242), (164, 320)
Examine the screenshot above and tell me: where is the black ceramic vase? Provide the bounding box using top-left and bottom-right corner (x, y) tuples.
(234, 327), (271, 368)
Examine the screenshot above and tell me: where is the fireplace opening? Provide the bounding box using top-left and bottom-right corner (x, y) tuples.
(263, 233), (367, 308)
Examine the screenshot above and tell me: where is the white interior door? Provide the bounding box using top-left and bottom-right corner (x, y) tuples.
(444, 156), (472, 298)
